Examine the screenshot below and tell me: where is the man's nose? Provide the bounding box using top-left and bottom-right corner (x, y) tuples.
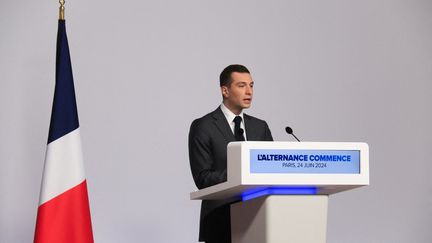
(246, 86), (253, 94)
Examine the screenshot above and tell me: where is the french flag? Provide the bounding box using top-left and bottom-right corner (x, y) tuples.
(34, 20), (94, 243)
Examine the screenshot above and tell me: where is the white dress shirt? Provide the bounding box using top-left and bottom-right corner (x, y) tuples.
(220, 103), (247, 141)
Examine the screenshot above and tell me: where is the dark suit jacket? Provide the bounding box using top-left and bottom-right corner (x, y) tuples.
(189, 107), (273, 242)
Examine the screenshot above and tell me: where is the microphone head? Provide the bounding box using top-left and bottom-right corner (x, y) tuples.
(285, 126), (293, 134)
(239, 128), (244, 135)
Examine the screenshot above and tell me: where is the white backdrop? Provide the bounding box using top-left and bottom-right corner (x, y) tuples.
(1, 0), (432, 242)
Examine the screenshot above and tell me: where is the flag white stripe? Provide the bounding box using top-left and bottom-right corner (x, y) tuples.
(39, 128), (86, 205)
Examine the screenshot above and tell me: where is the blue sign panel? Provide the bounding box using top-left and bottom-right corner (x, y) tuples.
(250, 149), (360, 174)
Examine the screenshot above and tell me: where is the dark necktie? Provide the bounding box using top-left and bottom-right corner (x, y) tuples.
(233, 116), (245, 141)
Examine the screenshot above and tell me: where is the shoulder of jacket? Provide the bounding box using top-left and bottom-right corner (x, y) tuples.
(190, 108), (220, 129)
(244, 113), (267, 124)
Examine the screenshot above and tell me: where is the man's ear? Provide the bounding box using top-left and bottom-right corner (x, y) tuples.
(221, 86), (229, 98)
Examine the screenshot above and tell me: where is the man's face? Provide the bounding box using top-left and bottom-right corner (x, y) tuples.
(221, 72), (254, 114)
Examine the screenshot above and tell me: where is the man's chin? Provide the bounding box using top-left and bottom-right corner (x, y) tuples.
(241, 104), (252, 109)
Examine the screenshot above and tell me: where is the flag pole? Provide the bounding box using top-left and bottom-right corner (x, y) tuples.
(59, 0), (65, 20)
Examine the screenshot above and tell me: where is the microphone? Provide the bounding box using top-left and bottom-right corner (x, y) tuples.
(238, 129), (246, 141)
(285, 126), (301, 142)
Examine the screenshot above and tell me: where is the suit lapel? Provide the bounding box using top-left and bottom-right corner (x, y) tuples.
(212, 107), (235, 142)
(244, 114), (257, 141)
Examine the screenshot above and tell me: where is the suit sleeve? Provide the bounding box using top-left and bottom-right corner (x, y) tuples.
(188, 119), (227, 189)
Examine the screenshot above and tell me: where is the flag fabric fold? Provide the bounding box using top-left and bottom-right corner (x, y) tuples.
(34, 20), (94, 243)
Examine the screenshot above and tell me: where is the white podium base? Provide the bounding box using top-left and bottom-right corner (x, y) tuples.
(231, 195), (328, 243)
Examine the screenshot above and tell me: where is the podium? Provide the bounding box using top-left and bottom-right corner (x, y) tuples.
(190, 142), (369, 243)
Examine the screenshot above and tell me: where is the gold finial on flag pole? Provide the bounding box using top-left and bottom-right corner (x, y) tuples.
(59, 0), (65, 20)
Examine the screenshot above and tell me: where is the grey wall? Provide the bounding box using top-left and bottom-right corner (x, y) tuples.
(1, 0), (431, 242)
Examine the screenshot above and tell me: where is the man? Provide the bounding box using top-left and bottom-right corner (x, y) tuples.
(189, 64), (273, 243)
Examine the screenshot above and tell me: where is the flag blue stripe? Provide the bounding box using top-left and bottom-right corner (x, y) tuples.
(48, 20), (79, 144)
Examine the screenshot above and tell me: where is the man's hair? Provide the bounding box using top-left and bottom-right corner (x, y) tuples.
(219, 64), (250, 87)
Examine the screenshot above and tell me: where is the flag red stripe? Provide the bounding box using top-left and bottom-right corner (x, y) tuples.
(34, 180), (94, 243)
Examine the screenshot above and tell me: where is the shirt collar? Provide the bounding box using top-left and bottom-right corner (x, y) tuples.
(220, 103), (244, 123)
